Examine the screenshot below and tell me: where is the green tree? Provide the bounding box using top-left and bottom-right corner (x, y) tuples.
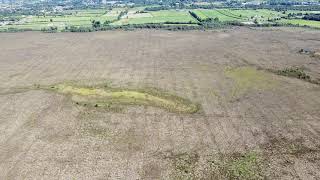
(103, 20), (112, 26)
(92, 20), (101, 28)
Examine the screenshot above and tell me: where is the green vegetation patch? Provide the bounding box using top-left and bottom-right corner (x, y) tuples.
(113, 10), (197, 25)
(277, 67), (311, 80)
(208, 152), (264, 180)
(42, 83), (199, 113)
(272, 66), (320, 85)
(192, 9), (283, 23)
(278, 19), (320, 28)
(163, 151), (264, 180)
(159, 151), (200, 179)
(226, 152), (262, 179)
(225, 66), (277, 98)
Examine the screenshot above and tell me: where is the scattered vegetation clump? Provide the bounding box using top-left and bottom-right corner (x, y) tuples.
(162, 138), (319, 180)
(207, 152), (264, 180)
(165, 151), (264, 179)
(41, 83), (200, 114)
(262, 137), (319, 157)
(267, 66), (320, 85)
(226, 152), (263, 180)
(41, 26), (58, 33)
(91, 20), (101, 28)
(171, 152), (200, 179)
(65, 25), (94, 32)
(277, 67), (311, 80)
(62, 23), (205, 32)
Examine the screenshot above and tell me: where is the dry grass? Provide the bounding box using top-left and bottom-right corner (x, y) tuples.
(0, 28), (320, 179)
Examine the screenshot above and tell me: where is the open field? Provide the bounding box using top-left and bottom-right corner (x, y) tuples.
(192, 9), (283, 22)
(113, 10), (197, 25)
(279, 19), (320, 28)
(1, 7), (320, 31)
(0, 27), (320, 179)
(0, 8), (122, 31)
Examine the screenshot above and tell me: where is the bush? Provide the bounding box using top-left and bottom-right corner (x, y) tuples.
(41, 26), (58, 33)
(303, 14), (320, 21)
(67, 26), (93, 32)
(277, 67), (310, 80)
(92, 20), (101, 28)
(103, 20), (112, 26)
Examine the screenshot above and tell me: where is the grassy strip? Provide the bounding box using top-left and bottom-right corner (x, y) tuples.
(41, 83), (200, 113)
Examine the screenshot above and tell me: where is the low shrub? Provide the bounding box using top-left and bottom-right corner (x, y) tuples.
(277, 67), (310, 80)
(41, 26), (58, 33)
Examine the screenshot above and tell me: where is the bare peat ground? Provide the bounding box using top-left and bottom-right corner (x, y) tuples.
(0, 27), (320, 179)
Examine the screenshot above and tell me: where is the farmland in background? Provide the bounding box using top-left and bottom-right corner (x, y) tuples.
(191, 9), (284, 22)
(0, 5), (320, 31)
(0, 8), (124, 31)
(279, 19), (320, 28)
(112, 10), (197, 25)
(1, 28), (320, 179)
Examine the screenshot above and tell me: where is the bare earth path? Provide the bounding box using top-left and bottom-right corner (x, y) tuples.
(0, 27), (320, 179)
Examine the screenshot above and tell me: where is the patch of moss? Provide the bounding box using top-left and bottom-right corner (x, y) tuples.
(43, 83), (200, 114)
(225, 66), (277, 98)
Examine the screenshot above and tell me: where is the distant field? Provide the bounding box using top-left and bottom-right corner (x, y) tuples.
(286, 10), (320, 14)
(0, 22), (45, 30)
(113, 10), (197, 25)
(0, 7), (320, 31)
(279, 19), (320, 28)
(192, 9), (283, 22)
(0, 8), (122, 31)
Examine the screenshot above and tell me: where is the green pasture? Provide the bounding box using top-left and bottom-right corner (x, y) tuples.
(278, 19), (320, 28)
(0, 7), (319, 31)
(0, 8), (122, 31)
(112, 10), (197, 25)
(192, 9), (283, 22)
